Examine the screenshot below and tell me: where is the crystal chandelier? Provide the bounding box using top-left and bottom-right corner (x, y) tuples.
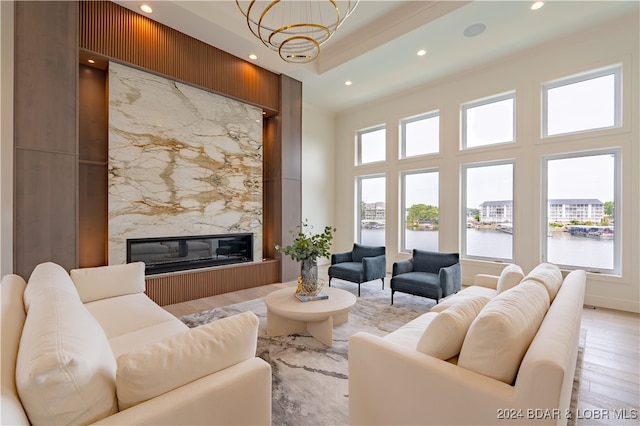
(235, 1), (360, 64)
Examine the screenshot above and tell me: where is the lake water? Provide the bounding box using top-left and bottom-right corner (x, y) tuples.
(361, 228), (614, 270)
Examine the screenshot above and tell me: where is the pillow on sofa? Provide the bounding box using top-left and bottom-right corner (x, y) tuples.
(23, 261), (81, 311)
(458, 281), (550, 384)
(116, 311), (259, 410)
(417, 296), (490, 359)
(496, 263), (525, 293)
(523, 262), (563, 302)
(70, 261), (146, 303)
(16, 286), (118, 425)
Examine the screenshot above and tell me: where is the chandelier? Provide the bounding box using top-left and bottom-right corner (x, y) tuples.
(235, 1), (360, 64)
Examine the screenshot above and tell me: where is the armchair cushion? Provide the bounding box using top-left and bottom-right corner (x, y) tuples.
(412, 250), (459, 274)
(390, 272), (442, 300)
(351, 243), (385, 263)
(116, 311), (259, 410)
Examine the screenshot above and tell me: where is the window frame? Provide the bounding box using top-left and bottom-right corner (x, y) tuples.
(400, 168), (439, 253)
(356, 124), (386, 165)
(461, 91), (516, 150)
(356, 174), (386, 245)
(541, 64), (622, 138)
(461, 159), (515, 262)
(541, 148), (621, 274)
(399, 110), (440, 158)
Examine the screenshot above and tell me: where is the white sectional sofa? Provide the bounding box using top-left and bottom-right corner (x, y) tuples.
(349, 263), (586, 426)
(1, 261), (271, 425)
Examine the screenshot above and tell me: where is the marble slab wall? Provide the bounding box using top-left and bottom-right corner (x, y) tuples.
(108, 62), (263, 265)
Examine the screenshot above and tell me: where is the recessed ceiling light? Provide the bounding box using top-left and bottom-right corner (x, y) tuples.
(249, 53), (257, 60)
(88, 59), (95, 64)
(531, 1), (544, 10)
(463, 23), (486, 38)
(417, 49), (427, 56)
(140, 4), (152, 13)
(345, 81), (353, 86)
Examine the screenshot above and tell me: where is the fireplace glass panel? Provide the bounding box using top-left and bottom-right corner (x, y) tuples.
(127, 233), (253, 275)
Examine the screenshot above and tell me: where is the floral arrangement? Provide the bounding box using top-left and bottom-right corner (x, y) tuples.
(274, 219), (336, 262)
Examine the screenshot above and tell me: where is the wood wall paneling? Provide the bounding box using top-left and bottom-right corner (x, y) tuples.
(78, 1), (279, 112)
(78, 65), (108, 267)
(14, 1), (78, 277)
(145, 260), (280, 306)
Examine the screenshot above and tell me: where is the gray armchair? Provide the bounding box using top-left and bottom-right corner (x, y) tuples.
(390, 249), (461, 305)
(328, 243), (386, 296)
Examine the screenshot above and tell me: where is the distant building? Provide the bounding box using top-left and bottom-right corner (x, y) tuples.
(479, 200), (513, 223)
(478, 199), (604, 224)
(363, 202), (385, 221)
(548, 199), (604, 223)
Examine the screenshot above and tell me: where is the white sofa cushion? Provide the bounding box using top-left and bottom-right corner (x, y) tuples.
(384, 312), (438, 349)
(430, 286), (496, 313)
(116, 311), (259, 410)
(417, 296), (490, 359)
(496, 263), (525, 293)
(523, 262), (563, 302)
(23, 261), (80, 311)
(16, 265), (117, 425)
(458, 280), (550, 384)
(70, 261), (146, 303)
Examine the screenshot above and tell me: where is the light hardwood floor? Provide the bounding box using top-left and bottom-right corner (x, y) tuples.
(163, 267), (640, 426)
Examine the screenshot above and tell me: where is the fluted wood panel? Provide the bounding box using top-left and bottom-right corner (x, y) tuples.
(79, 1), (279, 112)
(145, 260), (280, 306)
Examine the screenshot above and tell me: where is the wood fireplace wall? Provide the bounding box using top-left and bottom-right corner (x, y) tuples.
(13, 1), (302, 298)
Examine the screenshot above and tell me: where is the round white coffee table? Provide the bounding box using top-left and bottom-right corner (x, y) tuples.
(264, 287), (357, 346)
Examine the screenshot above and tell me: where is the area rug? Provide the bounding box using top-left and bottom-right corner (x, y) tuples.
(179, 281), (584, 426)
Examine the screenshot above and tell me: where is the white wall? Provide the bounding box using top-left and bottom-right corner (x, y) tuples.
(333, 14), (639, 313)
(302, 103), (335, 266)
(0, 1), (14, 277)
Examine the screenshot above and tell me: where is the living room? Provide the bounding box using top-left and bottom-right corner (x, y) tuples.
(1, 1), (638, 425)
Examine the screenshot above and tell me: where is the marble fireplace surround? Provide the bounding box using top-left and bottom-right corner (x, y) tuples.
(108, 62), (263, 267)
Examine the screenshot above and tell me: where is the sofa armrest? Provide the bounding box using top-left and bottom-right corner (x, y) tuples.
(331, 251), (352, 265)
(349, 332), (524, 425)
(70, 262), (146, 303)
(392, 258), (413, 276)
(473, 274), (500, 289)
(116, 311), (259, 410)
(94, 358), (271, 425)
(362, 254), (387, 281)
(439, 263), (461, 297)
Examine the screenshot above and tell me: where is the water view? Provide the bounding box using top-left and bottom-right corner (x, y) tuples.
(361, 228), (614, 270)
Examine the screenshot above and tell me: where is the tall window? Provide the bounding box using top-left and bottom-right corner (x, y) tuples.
(357, 175), (385, 246)
(461, 91), (515, 149)
(462, 161), (514, 260)
(543, 65), (621, 137)
(543, 151), (619, 273)
(401, 170), (439, 252)
(357, 125), (386, 165)
(400, 111), (439, 158)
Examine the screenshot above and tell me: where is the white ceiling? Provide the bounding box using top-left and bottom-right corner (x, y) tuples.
(114, 1), (638, 114)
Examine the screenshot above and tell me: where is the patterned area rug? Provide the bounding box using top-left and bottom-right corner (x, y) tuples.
(179, 281), (584, 426)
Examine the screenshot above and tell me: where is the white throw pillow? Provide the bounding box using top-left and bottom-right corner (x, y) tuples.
(458, 281), (550, 384)
(23, 262), (80, 312)
(70, 262), (146, 303)
(523, 262), (563, 302)
(417, 296), (490, 359)
(16, 287), (118, 425)
(496, 263), (525, 293)
(116, 311), (259, 410)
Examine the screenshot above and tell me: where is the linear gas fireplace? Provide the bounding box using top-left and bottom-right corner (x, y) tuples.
(127, 233), (253, 275)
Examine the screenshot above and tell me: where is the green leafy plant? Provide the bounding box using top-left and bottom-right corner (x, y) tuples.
(275, 219), (336, 262)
